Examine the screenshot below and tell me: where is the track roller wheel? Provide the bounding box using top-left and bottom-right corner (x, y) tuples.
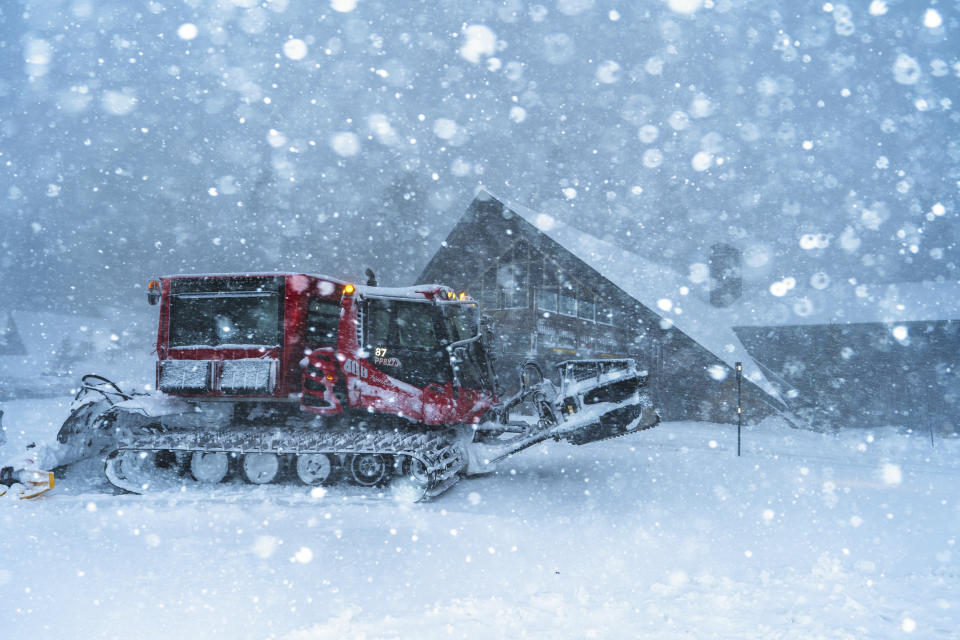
(190, 451), (229, 483)
(154, 450), (177, 469)
(242, 453), (280, 484)
(349, 453), (388, 486)
(105, 450), (155, 493)
(295, 453), (333, 485)
(401, 456), (429, 487)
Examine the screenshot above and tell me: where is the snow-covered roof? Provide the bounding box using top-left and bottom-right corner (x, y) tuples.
(161, 272), (344, 281)
(724, 279), (960, 328)
(359, 284), (449, 298)
(479, 191), (782, 400)
(358, 283), (479, 305)
(0, 311), (111, 366)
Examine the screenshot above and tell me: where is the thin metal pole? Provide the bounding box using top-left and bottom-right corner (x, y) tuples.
(736, 362), (742, 457)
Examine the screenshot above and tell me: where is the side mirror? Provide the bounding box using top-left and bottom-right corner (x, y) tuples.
(147, 280), (161, 306)
(448, 343), (468, 379)
(448, 344), (465, 366)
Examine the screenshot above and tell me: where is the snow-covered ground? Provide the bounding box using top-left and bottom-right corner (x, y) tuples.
(1, 398), (958, 639)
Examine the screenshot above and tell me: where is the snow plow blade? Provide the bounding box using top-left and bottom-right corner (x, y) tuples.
(0, 375), (133, 500)
(0, 468), (55, 500)
(0, 374), (190, 499)
(565, 401), (660, 446)
(467, 358), (659, 473)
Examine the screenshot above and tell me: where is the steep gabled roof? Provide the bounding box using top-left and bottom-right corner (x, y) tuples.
(471, 191), (780, 399)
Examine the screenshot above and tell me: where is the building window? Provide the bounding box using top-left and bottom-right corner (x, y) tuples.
(538, 259), (558, 312)
(500, 243), (529, 309)
(597, 331), (618, 354)
(597, 298), (614, 325)
(537, 321), (557, 348)
(558, 275), (577, 317)
(538, 288), (558, 313)
(578, 294), (595, 322)
(499, 329), (530, 354)
(481, 265), (498, 310)
(557, 329), (576, 349)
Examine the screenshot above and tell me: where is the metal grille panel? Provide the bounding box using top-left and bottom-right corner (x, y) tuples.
(159, 360), (212, 392)
(220, 359), (276, 394)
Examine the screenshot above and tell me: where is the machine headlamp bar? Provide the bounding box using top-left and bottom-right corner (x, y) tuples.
(147, 279), (161, 306)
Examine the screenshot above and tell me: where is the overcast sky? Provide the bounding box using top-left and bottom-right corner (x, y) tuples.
(1, 0), (957, 314)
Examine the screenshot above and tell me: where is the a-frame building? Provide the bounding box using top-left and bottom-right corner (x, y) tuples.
(419, 191), (784, 424)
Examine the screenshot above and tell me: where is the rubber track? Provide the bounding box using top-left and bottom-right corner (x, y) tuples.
(110, 425), (466, 499)
(569, 412), (661, 446)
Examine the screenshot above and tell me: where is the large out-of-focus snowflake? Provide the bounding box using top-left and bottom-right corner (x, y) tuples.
(0, 1), (956, 310)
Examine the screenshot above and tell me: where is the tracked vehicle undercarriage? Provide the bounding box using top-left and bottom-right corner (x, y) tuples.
(2, 273), (659, 501)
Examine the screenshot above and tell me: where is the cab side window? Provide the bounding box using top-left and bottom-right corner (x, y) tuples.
(306, 297), (340, 348)
(395, 302), (438, 349)
(365, 299), (439, 351)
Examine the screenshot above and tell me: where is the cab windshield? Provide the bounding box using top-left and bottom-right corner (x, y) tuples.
(362, 298), (492, 391)
(167, 275), (285, 349)
(366, 299), (441, 351)
(441, 302), (491, 392)
(442, 303), (479, 344)
(364, 298), (448, 387)
(169, 292), (280, 348)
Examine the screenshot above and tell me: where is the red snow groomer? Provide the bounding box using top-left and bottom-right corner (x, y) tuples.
(1, 272), (658, 500)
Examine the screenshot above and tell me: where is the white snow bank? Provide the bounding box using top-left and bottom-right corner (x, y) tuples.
(1, 397), (957, 639)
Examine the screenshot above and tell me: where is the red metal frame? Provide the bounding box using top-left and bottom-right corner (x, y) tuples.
(154, 273), (495, 426)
